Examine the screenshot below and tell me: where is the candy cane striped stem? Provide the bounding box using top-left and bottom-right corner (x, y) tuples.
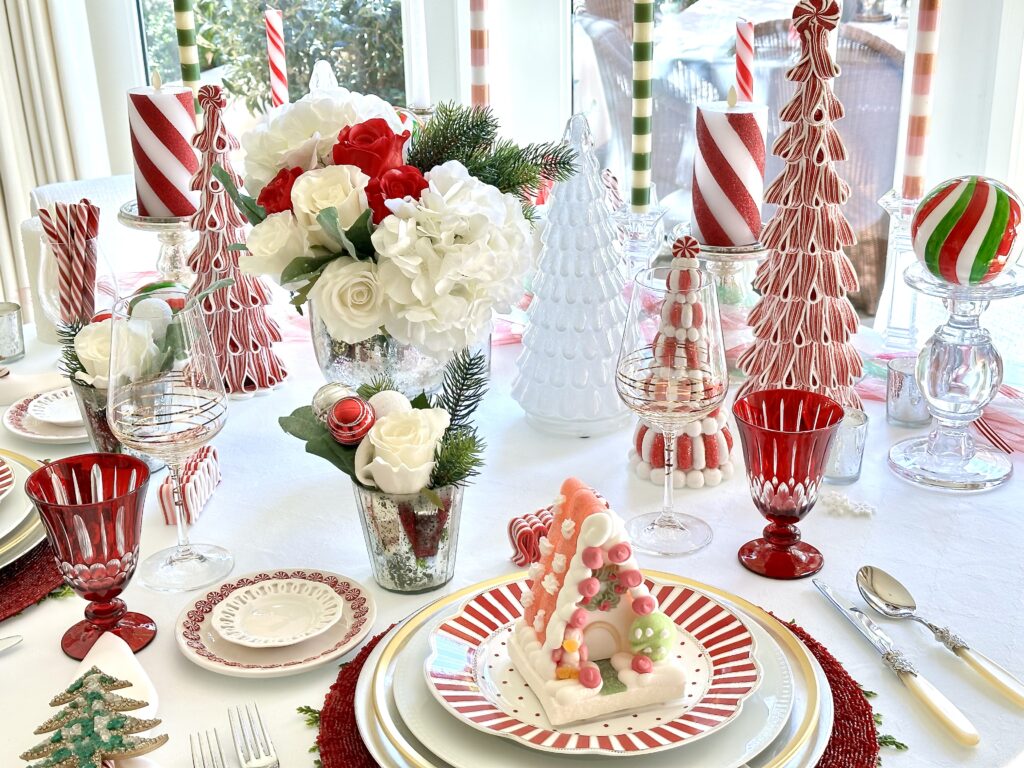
(736, 19), (754, 101)
(469, 0), (489, 107)
(630, 0), (655, 213)
(265, 9), (289, 107)
(901, 0), (941, 201)
(174, 0), (202, 115)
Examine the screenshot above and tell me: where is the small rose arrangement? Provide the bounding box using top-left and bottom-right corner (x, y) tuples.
(279, 349), (488, 496)
(218, 87), (575, 357)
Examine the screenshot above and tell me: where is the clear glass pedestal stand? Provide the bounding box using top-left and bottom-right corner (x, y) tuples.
(698, 240), (769, 308)
(876, 190), (921, 352)
(888, 262), (1024, 491)
(118, 200), (195, 287)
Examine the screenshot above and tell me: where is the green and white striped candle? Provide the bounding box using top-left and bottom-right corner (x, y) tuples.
(174, 0), (202, 115)
(630, 0), (655, 213)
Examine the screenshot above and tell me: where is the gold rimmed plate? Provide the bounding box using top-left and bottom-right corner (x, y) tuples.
(363, 571), (827, 768)
(0, 449), (45, 571)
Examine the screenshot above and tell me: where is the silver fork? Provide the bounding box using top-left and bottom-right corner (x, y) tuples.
(190, 729), (227, 768)
(229, 703), (279, 768)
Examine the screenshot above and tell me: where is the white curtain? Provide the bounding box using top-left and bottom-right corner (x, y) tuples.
(0, 0), (129, 306)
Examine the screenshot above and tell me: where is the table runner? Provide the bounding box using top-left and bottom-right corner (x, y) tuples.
(0, 541), (64, 623)
(317, 617), (880, 768)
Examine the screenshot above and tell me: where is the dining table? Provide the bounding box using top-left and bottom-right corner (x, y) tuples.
(2, 315), (1023, 768)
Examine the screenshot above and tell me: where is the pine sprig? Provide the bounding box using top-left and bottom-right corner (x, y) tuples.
(430, 427), (485, 489)
(57, 321), (86, 383)
(432, 349), (488, 429)
(878, 734), (908, 751)
(357, 373), (399, 400)
(407, 102), (576, 218)
(296, 705), (321, 727)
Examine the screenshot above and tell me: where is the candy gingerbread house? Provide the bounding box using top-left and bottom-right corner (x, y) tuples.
(509, 479), (686, 725)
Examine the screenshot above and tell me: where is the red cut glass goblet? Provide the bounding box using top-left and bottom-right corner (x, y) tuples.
(732, 389), (844, 579)
(25, 453), (156, 659)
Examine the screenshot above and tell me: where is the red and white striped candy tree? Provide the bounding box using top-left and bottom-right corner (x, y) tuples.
(737, 0), (862, 408)
(187, 85), (288, 396)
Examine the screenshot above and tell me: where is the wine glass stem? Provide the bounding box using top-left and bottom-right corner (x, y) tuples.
(169, 462), (194, 555)
(658, 429), (677, 523)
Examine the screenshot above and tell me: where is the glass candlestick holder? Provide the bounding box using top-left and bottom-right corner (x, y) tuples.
(118, 200), (195, 287)
(888, 262), (1024, 491)
(877, 190), (921, 351)
(613, 205), (667, 274)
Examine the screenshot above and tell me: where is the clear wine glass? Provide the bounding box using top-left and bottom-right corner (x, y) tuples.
(615, 259), (728, 555)
(107, 296), (231, 592)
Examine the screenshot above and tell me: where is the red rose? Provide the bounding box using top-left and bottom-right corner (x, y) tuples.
(256, 166), (304, 214)
(331, 118), (410, 179)
(365, 165), (430, 224)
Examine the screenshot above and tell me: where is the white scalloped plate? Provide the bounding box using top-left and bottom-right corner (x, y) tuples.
(27, 386), (83, 427)
(3, 391), (89, 445)
(211, 578), (345, 648)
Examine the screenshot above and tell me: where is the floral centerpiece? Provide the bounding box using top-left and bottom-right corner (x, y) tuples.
(217, 87), (574, 392)
(280, 350), (488, 592)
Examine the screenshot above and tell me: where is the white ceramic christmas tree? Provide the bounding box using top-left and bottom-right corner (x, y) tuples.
(512, 114), (631, 437)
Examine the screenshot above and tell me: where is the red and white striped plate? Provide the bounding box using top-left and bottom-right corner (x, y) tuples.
(424, 578), (760, 756)
(0, 457), (14, 508)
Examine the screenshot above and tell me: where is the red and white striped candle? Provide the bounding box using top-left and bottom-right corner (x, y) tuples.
(127, 75), (200, 218)
(690, 92), (767, 247)
(901, 0), (941, 201)
(735, 19), (754, 102)
(265, 8), (289, 107)
(469, 0), (489, 107)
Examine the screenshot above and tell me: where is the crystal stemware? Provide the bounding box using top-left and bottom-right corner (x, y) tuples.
(25, 453), (156, 659)
(615, 258), (728, 555)
(732, 389), (844, 579)
(107, 296), (231, 592)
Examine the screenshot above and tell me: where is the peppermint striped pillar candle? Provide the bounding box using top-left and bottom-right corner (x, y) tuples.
(469, 0), (489, 107)
(174, 0), (201, 115)
(901, 0), (941, 201)
(127, 74), (200, 218)
(265, 9), (289, 107)
(690, 89), (767, 247)
(630, 0), (655, 213)
(736, 19), (754, 101)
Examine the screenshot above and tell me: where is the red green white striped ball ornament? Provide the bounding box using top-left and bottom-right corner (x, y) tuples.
(328, 396), (375, 445)
(911, 175), (1022, 286)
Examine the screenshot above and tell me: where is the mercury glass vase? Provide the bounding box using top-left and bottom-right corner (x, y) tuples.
(353, 484), (463, 593)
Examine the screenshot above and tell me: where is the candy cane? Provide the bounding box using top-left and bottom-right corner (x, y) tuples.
(265, 9), (289, 107)
(736, 19), (754, 101)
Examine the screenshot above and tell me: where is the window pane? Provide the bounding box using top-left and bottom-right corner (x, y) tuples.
(573, 0), (907, 314)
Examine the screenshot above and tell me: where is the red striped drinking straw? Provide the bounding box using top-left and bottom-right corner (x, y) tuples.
(901, 0), (941, 201)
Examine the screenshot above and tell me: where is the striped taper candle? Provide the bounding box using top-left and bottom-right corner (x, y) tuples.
(469, 0), (489, 107)
(127, 76), (200, 218)
(630, 0), (655, 213)
(735, 19), (754, 101)
(174, 0), (202, 115)
(901, 0), (941, 201)
(265, 9), (289, 107)
(691, 91), (767, 247)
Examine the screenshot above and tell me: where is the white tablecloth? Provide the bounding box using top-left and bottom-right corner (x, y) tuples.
(3, 329), (1023, 768)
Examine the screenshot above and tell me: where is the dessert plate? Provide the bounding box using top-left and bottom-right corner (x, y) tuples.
(175, 569), (374, 678)
(357, 573), (832, 768)
(3, 392), (89, 445)
(27, 387), (84, 428)
(211, 577), (344, 648)
(424, 578), (761, 756)
(0, 456), (16, 514)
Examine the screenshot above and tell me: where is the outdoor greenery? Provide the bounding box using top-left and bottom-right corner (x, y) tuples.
(139, 0), (405, 114)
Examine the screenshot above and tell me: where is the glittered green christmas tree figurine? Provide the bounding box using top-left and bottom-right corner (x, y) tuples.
(21, 667), (168, 768)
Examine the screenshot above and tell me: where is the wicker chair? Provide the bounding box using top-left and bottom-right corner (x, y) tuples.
(746, 19), (904, 315)
(583, 0), (634, 39)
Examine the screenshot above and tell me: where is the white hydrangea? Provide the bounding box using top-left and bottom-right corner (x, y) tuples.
(241, 87), (404, 195)
(370, 161), (532, 355)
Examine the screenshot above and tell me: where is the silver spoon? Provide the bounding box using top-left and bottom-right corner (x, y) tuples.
(857, 565), (1024, 707)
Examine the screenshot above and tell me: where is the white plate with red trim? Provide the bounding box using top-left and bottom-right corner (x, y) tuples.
(174, 569), (375, 678)
(423, 578), (763, 756)
(3, 391), (89, 445)
(0, 456), (16, 514)
(27, 386), (84, 427)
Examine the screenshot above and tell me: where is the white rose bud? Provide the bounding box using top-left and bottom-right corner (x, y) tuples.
(354, 408), (450, 495)
(290, 165), (370, 248)
(308, 257), (385, 344)
(240, 212), (310, 283)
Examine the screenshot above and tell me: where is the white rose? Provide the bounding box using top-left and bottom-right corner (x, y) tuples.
(73, 318), (158, 390)
(309, 257), (384, 344)
(355, 408), (450, 494)
(240, 212), (310, 282)
(291, 165), (370, 248)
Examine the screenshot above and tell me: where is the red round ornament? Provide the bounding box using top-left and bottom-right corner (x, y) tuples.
(327, 396), (376, 445)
